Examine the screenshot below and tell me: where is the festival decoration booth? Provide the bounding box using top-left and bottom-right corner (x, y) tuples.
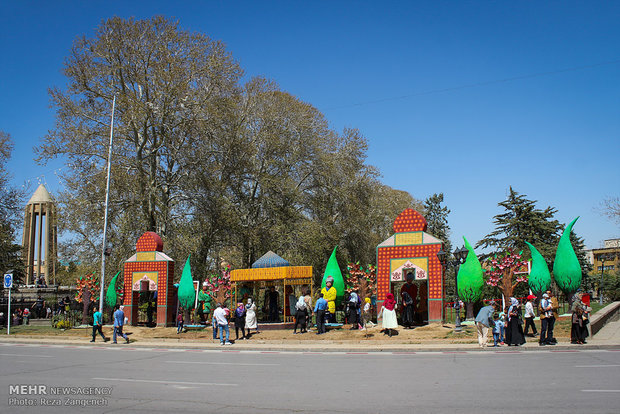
(123, 232), (175, 326)
(230, 251), (312, 323)
(376, 209), (444, 324)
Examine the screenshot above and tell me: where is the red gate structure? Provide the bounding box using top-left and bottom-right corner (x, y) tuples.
(123, 232), (175, 326)
(376, 209), (444, 323)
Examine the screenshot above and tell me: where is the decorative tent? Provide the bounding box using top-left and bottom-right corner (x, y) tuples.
(230, 251), (312, 322)
(251, 251), (291, 268)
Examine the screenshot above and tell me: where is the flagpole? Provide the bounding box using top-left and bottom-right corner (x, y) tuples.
(99, 96), (116, 314)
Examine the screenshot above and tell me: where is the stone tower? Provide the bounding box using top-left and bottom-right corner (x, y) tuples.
(22, 184), (58, 285)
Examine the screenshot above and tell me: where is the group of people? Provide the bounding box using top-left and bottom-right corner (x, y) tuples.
(89, 304), (130, 344)
(474, 290), (591, 348)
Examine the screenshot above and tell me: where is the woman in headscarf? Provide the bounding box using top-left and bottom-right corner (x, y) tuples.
(348, 292), (360, 329)
(570, 292), (589, 344)
(401, 291), (415, 329)
(380, 293), (398, 337)
(233, 303), (246, 340)
(244, 298), (258, 337)
(506, 297), (526, 346)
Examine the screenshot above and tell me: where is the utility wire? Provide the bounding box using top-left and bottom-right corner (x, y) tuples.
(325, 59), (620, 110)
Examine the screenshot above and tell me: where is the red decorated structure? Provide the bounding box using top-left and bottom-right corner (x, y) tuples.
(376, 209), (444, 323)
(123, 232), (175, 326)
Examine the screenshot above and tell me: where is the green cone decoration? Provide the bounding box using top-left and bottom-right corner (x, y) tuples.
(178, 256), (196, 309)
(553, 217), (582, 295)
(321, 246), (345, 305)
(525, 242), (551, 294)
(457, 237), (484, 302)
(105, 271), (121, 308)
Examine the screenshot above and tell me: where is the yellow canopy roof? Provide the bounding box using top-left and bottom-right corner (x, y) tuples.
(230, 266), (312, 282)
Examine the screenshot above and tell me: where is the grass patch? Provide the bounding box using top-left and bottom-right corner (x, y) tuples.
(2, 325), (62, 335)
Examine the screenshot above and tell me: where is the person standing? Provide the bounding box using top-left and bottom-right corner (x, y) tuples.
(539, 293), (555, 346)
(176, 309), (184, 334)
(400, 273), (417, 328)
(33, 295), (45, 319)
(348, 292), (360, 330)
(506, 298), (525, 346)
(303, 289), (313, 331)
(91, 306), (107, 342)
(23, 308), (30, 325)
(234, 303), (246, 340)
(293, 293), (308, 334)
(113, 305), (130, 344)
(523, 295), (538, 337)
(313, 293), (328, 335)
(492, 314), (503, 347)
(379, 293), (398, 337)
(266, 286), (280, 322)
(321, 277), (337, 323)
(548, 290), (559, 344)
(570, 292), (590, 344)
(213, 303), (232, 345)
(475, 303), (496, 348)
(245, 298), (258, 336)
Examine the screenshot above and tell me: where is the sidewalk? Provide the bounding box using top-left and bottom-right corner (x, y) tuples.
(1, 323), (618, 352)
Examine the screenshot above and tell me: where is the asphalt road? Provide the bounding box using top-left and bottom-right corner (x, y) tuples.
(1, 344), (619, 413)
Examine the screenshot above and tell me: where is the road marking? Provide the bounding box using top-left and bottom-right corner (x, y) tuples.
(92, 377), (237, 386)
(575, 364), (620, 368)
(581, 390), (620, 393)
(165, 360), (279, 366)
(0, 353), (52, 358)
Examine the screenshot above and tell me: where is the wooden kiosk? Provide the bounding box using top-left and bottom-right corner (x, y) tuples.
(230, 251), (312, 323)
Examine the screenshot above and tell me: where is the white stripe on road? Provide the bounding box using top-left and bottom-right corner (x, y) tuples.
(575, 364), (620, 368)
(92, 377), (237, 386)
(581, 390), (620, 393)
(0, 353), (52, 358)
(165, 360), (279, 366)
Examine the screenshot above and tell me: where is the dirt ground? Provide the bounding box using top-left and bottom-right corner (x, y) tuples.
(11, 317), (573, 344)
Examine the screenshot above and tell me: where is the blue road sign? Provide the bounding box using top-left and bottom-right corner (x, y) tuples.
(4, 273), (12, 289)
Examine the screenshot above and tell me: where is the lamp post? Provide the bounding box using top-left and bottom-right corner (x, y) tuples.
(599, 253), (615, 305)
(438, 246), (469, 333)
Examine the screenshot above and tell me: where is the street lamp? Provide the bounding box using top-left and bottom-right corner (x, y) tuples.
(599, 252), (615, 305)
(438, 245), (469, 333)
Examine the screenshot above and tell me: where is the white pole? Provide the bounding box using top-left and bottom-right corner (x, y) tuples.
(99, 96), (116, 314)
(7, 287), (11, 335)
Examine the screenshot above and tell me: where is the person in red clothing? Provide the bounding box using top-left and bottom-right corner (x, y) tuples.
(400, 272), (417, 328)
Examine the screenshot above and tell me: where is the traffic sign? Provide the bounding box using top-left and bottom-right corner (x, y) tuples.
(4, 273), (12, 289)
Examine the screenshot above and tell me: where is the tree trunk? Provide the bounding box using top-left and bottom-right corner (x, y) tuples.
(82, 288), (91, 325)
(465, 302), (475, 320)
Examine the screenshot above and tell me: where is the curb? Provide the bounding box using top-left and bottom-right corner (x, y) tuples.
(1, 337), (618, 353)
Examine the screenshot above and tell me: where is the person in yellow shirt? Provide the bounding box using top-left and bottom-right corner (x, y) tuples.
(321, 276), (337, 322)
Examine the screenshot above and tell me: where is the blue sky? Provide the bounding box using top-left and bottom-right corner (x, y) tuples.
(1, 1), (619, 251)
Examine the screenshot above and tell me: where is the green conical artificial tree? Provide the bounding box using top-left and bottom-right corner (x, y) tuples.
(105, 271), (121, 308)
(321, 246), (345, 305)
(525, 242), (551, 295)
(553, 217), (582, 301)
(457, 237), (484, 319)
(178, 256), (196, 311)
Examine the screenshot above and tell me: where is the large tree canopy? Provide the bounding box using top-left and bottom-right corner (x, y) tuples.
(36, 16), (419, 286)
(0, 131), (24, 279)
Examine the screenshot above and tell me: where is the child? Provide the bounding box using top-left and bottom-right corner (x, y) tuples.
(493, 314), (503, 347)
(176, 310), (184, 334)
(498, 307), (507, 345)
